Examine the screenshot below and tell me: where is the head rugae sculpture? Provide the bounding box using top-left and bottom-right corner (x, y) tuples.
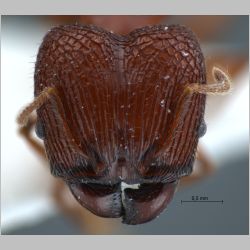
(17, 24), (231, 225)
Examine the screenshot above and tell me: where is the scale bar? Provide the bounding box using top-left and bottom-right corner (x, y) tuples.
(181, 200), (223, 203)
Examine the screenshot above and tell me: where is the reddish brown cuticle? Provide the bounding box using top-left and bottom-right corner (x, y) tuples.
(34, 24), (206, 225)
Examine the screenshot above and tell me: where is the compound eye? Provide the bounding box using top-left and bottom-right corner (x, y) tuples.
(35, 117), (45, 139)
(198, 119), (207, 138)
